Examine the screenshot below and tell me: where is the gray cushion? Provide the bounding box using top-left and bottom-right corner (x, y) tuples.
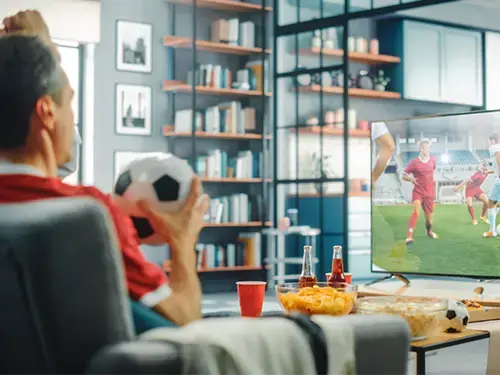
(0, 198), (134, 374)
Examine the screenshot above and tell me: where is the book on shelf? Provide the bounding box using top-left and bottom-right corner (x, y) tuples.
(196, 149), (262, 179)
(187, 64), (232, 89)
(174, 102), (256, 134)
(210, 18), (255, 48)
(186, 62), (268, 93)
(245, 59), (270, 92)
(205, 193), (262, 224)
(195, 233), (261, 269)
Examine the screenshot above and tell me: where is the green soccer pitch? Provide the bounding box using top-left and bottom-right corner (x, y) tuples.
(372, 203), (500, 277)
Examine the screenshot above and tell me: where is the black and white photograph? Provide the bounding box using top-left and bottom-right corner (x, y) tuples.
(116, 20), (152, 73)
(115, 84), (152, 136)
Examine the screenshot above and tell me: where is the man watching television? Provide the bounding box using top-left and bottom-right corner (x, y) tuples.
(0, 11), (208, 328)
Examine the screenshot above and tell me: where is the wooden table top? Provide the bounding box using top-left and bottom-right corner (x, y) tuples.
(411, 329), (490, 351)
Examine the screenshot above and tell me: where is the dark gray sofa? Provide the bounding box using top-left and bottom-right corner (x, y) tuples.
(0, 197), (410, 374)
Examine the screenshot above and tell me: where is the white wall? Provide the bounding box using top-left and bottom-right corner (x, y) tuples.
(0, 0), (100, 43)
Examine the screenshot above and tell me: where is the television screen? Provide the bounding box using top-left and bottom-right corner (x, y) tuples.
(371, 110), (500, 278)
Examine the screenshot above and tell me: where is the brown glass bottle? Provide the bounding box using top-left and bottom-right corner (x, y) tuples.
(299, 245), (317, 288)
(328, 245), (346, 286)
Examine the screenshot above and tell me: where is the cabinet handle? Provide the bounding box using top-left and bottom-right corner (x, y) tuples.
(425, 352), (438, 357)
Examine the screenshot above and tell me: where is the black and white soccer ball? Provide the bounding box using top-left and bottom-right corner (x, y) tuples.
(442, 300), (469, 333)
(113, 152), (195, 245)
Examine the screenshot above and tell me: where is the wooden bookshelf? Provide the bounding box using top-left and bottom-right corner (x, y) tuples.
(163, 80), (271, 97)
(295, 126), (370, 138)
(163, 261), (264, 273)
(165, 0), (272, 12)
(204, 221), (272, 228)
(162, 125), (271, 140)
(200, 177), (271, 183)
(293, 192), (370, 198)
(163, 36), (271, 55)
(299, 47), (400, 64)
(296, 85), (401, 100)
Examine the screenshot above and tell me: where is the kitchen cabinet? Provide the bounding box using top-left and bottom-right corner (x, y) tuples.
(378, 19), (483, 106)
(485, 32), (500, 110)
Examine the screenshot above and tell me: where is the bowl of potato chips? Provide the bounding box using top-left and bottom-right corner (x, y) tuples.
(276, 282), (358, 316)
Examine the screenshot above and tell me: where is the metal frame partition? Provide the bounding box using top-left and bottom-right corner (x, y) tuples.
(271, 0), (459, 279)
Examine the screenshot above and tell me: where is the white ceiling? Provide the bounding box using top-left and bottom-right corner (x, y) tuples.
(461, 0), (500, 10)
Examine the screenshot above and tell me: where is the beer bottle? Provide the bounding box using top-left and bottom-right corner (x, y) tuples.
(328, 245), (346, 286)
(299, 245), (317, 288)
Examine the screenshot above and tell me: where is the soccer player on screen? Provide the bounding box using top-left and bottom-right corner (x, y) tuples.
(371, 121), (395, 185)
(455, 162), (493, 225)
(402, 139), (439, 245)
(483, 134), (500, 237)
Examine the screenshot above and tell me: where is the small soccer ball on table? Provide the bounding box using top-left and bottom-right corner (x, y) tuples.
(441, 300), (470, 334)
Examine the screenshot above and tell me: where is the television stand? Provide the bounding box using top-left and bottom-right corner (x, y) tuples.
(365, 274), (410, 287)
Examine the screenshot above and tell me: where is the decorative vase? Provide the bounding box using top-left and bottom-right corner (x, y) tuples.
(375, 83), (386, 92)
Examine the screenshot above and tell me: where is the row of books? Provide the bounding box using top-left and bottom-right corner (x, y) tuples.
(174, 102), (256, 134)
(195, 233), (262, 268)
(206, 193), (262, 224)
(196, 150), (262, 179)
(186, 61), (268, 92)
(210, 18), (256, 49)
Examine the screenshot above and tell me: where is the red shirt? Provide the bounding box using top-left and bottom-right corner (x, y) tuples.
(405, 156), (436, 198)
(0, 173), (170, 307)
(468, 171), (488, 189)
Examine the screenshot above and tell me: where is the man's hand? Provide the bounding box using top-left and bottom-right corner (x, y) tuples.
(2, 10), (50, 41)
(138, 177), (209, 252)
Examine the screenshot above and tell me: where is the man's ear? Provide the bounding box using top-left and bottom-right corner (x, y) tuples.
(34, 95), (56, 131)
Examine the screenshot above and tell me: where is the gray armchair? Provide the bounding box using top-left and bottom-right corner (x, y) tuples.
(0, 197), (410, 374)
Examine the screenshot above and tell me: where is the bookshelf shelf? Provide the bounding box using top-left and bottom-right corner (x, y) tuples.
(294, 126), (370, 138)
(166, 0), (271, 293)
(163, 36), (271, 55)
(298, 47), (400, 64)
(163, 80), (270, 96)
(200, 177), (271, 183)
(295, 85), (401, 100)
(165, 0), (272, 12)
(204, 221), (272, 228)
(162, 125), (271, 140)
(291, 192), (370, 198)
(163, 263), (264, 273)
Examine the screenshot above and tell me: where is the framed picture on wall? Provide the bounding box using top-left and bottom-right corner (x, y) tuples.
(113, 151), (148, 181)
(115, 84), (152, 136)
(116, 20), (152, 73)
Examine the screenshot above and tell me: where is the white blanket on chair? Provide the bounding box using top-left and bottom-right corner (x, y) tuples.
(141, 317), (316, 375)
(311, 315), (356, 375)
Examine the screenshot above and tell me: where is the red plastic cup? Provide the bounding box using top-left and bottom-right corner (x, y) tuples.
(236, 281), (266, 317)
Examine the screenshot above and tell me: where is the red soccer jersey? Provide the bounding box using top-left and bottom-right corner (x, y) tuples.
(468, 171), (488, 189)
(0, 173), (170, 307)
(404, 156), (436, 198)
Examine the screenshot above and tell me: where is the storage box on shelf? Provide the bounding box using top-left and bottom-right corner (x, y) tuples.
(165, 0), (271, 292)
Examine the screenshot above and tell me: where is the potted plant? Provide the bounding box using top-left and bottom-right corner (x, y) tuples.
(374, 70), (391, 91)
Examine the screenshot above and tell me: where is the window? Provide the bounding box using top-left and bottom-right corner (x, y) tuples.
(430, 137), (438, 143)
(55, 41), (82, 185)
(399, 138), (407, 144)
(408, 138), (416, 144)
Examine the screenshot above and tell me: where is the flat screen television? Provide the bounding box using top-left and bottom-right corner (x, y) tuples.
(371, 110), (500, 279)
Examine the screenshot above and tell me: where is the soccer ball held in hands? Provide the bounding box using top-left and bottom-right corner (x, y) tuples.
(113, 153), (196, 245)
